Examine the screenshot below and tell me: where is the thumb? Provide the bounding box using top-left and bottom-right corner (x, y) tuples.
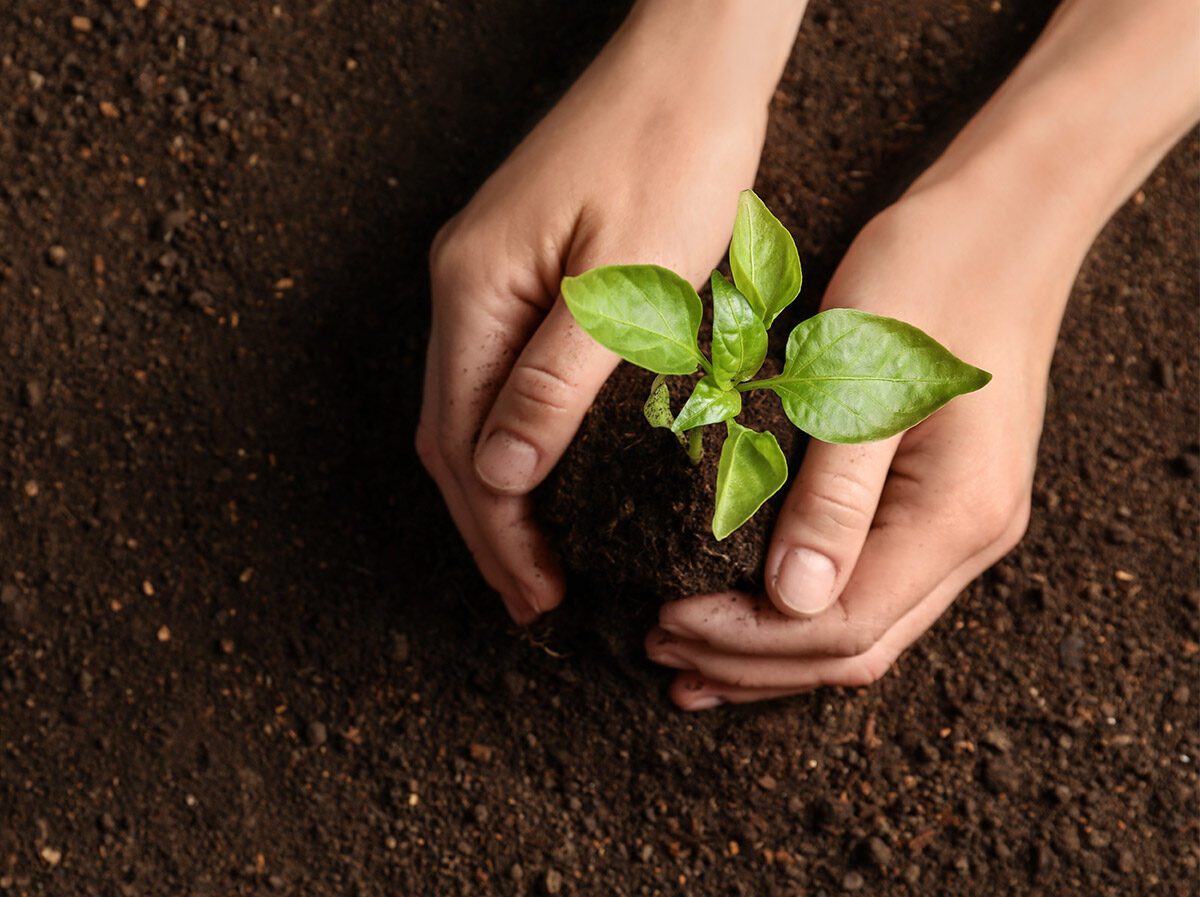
(764, 438), (899, 617)
(473, 300), (619, 496)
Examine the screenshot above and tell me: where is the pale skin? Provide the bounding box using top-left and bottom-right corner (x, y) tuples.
(416, 0), (1200, 709)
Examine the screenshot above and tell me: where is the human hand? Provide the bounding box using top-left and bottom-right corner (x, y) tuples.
(644, 0), (1200, 709)
(416, 1), (806, 623)
(645, 188), (1069, 708)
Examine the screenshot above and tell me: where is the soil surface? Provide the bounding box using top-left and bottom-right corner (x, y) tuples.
(0, 2), (1196, 896)
(540, 355), (801, 601)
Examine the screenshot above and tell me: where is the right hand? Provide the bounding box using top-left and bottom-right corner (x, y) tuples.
(416, 6), (787, 623)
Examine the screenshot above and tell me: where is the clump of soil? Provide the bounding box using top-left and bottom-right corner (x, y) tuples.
(539, 359), (801, 599)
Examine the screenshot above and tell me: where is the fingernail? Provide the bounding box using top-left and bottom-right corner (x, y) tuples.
(688, 694), (724, 711)
(649, 650), (691, 670)
(773, 547), (837, 615)
(507, 595), (538, 625)
(475, 430), (539, 494)
(659, 622), (693, 639)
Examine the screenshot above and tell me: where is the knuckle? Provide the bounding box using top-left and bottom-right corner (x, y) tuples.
(428, 215), (484, 291)
(413, 422), (440, 470)
(836, 652), (892, 688)
(503, 362), (578, 419)
(789, 469), (876, 537)
(835, 618), (885, 659)
(966, 488), (1031, 555)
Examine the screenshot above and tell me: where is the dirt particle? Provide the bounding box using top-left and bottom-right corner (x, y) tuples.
(306, 721), (328, 747)
(543, 868), (563, 895)
(981, 728), (1013, 754)
(389, 631), (409, 663)
(46, 245), (67, 267)
(842, 871), (865, 892)
(70, 15), (92, 32)
(865, 836), (892, 868)
(1058, 633), (1086, 670)
(1105, 523), (1136, 545)
(22, 381), (44, 409)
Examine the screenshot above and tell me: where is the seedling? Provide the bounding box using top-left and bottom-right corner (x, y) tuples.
(561, 190), (991, 540)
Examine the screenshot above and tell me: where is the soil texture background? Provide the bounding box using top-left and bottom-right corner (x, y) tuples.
(0, 1), (1196, 896)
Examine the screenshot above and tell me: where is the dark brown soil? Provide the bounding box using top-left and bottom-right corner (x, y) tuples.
(539, 357), (800, 601)
(1, 1), (1196, 896)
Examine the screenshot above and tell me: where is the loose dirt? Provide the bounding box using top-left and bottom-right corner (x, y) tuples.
(0, 1), (1195, 895)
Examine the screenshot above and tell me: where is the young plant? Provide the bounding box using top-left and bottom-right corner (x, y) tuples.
(561, 190), (991, 541)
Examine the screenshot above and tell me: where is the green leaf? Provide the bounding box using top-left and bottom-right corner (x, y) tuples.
(761, 308), (992, 444)
(713, 421), (788, 541)
(729, 190), (803, 327)
(710, 271), (768, 388)
(671, 375), (741, 434)
(643, 374), (675, 429)
(643, 374), (692, 452)
(562, 264), (706, 375)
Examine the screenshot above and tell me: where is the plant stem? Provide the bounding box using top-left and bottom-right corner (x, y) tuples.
(736, 377), (773, 392)
(686, 429), (703, 465)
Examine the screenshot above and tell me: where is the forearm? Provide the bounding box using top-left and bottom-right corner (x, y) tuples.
(622, 0), (808, 105)
(560, 0), (807, 128)
(914, 0), (1200, 257)
(896, 0), (1199, 362)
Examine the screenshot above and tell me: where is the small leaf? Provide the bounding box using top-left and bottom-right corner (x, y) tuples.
(762, 308), (992, 444)
(643, 374), (674, 429)
(729, 190), (803, 327)
(710, 271), (768, 388)
(671, 375), (741, 434)
(643, 374), (691, 451)
(562, 265), (706, 375)
(712, 421), (788, 541)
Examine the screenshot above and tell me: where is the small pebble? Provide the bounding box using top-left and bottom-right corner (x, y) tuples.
(865, 836), (892, 868)
(842, 871), (865, 892)
(70, 15), (92, 32)
(1105, 523), (1136, 545)
(22, 381), (44, 409)
(543, 868), (563, 895)
(46, 245), (67, 267)
(1154, 357), (1176, 389)
(306, 721), (328, 747)
(1059, 633), (1086, 671)
(981, 728), (1013, 754)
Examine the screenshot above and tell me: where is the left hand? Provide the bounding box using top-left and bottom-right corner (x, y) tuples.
(645, 187), (1071, 709)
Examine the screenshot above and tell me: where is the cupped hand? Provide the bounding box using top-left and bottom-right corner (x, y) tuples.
(646, 186), (1075, 709)
(416, 14), (777, 623)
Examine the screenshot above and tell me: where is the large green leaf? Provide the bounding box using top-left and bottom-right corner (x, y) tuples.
(710, 271), (768, 388)
(761, 308), (992, 444)
(728, 190), (803, 327)
(712, 421), (788, 541)
(562, 264), (706, 375)
(671, 375), (741, 434)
